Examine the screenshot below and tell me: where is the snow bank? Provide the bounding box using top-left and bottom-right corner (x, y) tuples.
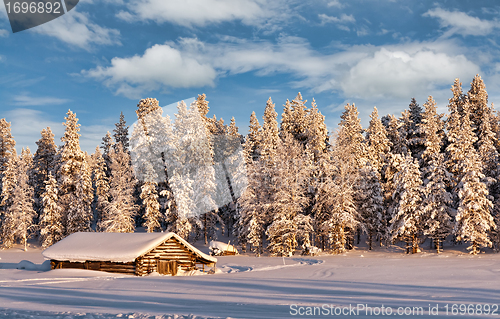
(42, 232), (217, 263)
(0, 309), (229, 319)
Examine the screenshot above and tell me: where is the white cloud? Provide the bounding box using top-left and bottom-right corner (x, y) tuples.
(423, 8), (498, 36)
(83, 43), (217, 99)
(341, 47), (480, 99)
(0, 29), (8, 37)
(319, 13), (355, 25)
(32, 10), (120, 50)
(84, 36), (480, 103)
(3, 108), (111, 154)
(13, 94), (70, 106)
(327, 0), (344, 8)
(117, 0), (288, 29)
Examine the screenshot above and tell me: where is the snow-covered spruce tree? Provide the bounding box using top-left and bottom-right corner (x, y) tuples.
(113, 112), (130, 153)
(366, 107), (390, 176)
(420, 96), (444, 172)
(313, 136), (361, 253)
(167, 172), (194, 239)
(455, 149), (495, 254)
(336, 103), (367, 247)
(140, 162), (161, 233)
(0, 119), (16, 174)
(99, 143), (138, 233)
(236, 158), (268, 255)
(280, 93), (309, 145)
(32, 127), (57, 220)
(266, 133), (312, 256)
(306, 99), (329, 160)
(453, 101), (495, 254)
(389, 154), (424, 254)
(422, 153), (452, 253)
(354, 164), (384, 250)
(446, 79), (470, 192)
(55, 110), (92, 235)
(91, 147), (109, 225)
(468, 74), (490, 144)
(259, 97), (281, 161)
(39, 173), (63, 248)
(65, 158), (93, 234)
(236, 99), (280, 254)
(0, 149), (36, 251)
(195, 93), (217, 134)
(100, 131), (114, 167)
(404, 98), (425, 160)
(385, 114), (407, 155)
(337, 103), (367, 169)
(187, 102), (218, 243)
(382, 153), (405, 242)
(245, 111), (261, 162)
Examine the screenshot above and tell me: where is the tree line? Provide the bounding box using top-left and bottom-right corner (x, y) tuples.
(0, 75), (498, 256)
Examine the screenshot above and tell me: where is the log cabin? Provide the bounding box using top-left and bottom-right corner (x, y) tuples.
(42, 232), (217, 276)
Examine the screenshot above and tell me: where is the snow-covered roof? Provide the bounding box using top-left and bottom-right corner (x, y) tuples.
(42, 232), (217, 264)
(209, 240), (238, 253)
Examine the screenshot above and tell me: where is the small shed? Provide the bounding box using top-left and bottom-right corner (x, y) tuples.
(42, 232), (217, 276)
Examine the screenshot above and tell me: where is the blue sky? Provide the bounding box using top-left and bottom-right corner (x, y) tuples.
(1, 0), (500, 153)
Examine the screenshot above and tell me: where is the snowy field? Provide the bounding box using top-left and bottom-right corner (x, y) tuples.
(1, 243), (500, 319)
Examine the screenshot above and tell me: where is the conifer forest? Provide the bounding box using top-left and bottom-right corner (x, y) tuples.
(1, 75), (499, 256)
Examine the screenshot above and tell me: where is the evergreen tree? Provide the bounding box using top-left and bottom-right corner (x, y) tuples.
(446, 79), (470, 191)
(56, 110), (92, 235)
(337, 103), (367, 169)
(32, 128), (57, 220)
(39, 173), (63, 248)
(468, 74), (490, 144)
(366, 107), (390, 175)
(420, 96), (444, 170)
(385, 114), (407, 155)
(280, 93), (309, 145)
(389, 154), (424, 254)
(113, 112), (130, 153)
(422, 153), (452, 253)
(65, 159), (93, 234)
(266, 133), (312, 256)
(91, 147), (109, 225)
(406, 98), (425, 159)
(259, 97), (280, 160)
(355, 165), (384, 250)
(455, 149), (495, 254)
(245, 111), (261, 162)
(100, 131), (114, 165)
(0, 149), (36, 251)
(306, 99), (328, 160)
(140, 162), (161, 232)
(313, 138), (360, 253)
(0, 118), (16, 199)
(99, 144), (137, 233)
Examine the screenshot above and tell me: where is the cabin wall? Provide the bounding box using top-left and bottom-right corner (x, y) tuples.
(136, 237), (197, 276)
(50, 260), (136, 275)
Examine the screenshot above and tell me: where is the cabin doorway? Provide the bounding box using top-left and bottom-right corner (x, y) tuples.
(157, 260), (178, 275)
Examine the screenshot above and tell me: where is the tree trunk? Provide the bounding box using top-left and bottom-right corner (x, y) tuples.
(204, 214), (208, 245)
(368, 230), (373, 250)
(435, 238), (441, 254)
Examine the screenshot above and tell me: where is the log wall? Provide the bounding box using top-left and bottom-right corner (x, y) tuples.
(50, 260), (136, 275)
(135, 237), (196, 276)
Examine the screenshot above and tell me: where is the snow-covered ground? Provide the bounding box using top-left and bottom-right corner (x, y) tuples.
(1, 243), (500, 318)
